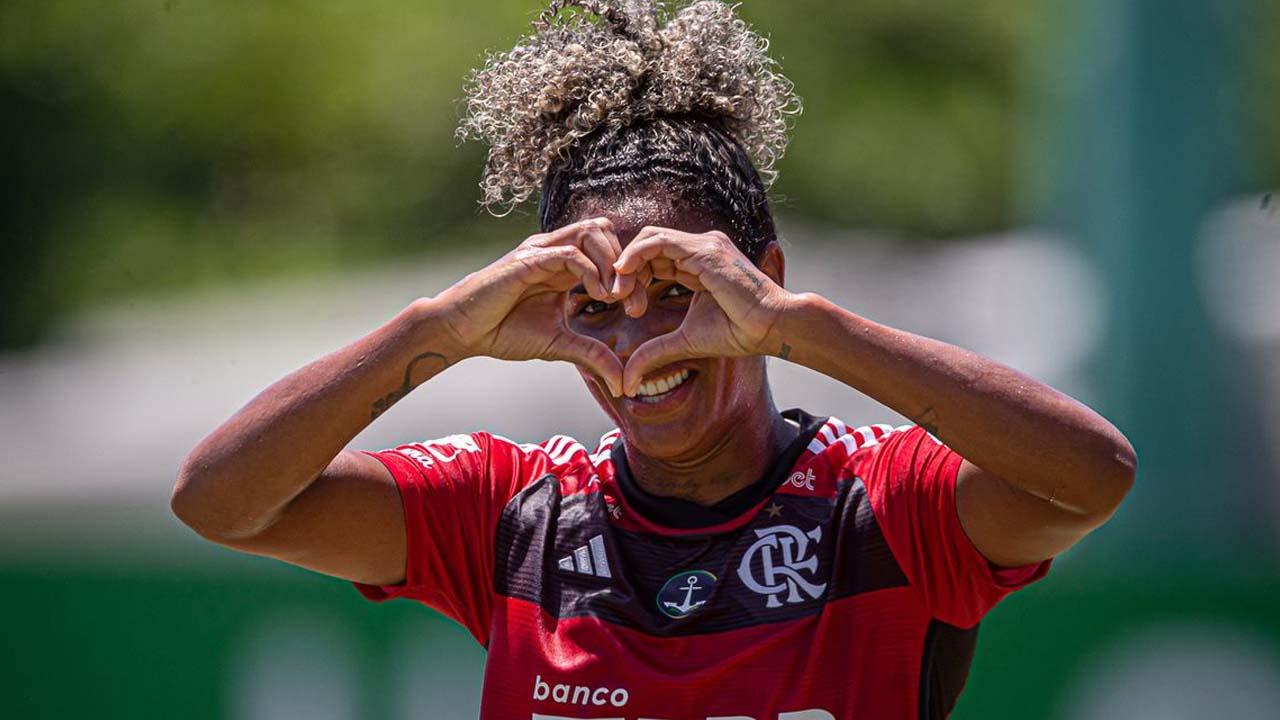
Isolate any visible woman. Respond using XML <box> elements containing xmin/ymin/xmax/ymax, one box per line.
<box><xmin>172</xmin><ymin>2</ymin><xmax>1136</xmax><ymax>718</ymax></box>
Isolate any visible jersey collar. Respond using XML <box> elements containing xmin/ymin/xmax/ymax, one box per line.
<box><xmin>609</xmin><ymin>408</ymin><xmax>827</xmax><ymax>530</ymax></box>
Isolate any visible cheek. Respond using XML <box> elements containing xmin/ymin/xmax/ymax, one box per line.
<box><xmin>713</xmin><ymin>357</ymin><xmax>766</xmax><ymax>403</ymax></box>
<box><xmin>577</xmin><ymin>366</ymin><xmax>623</xmax><ymax>417</ymax></box>
<box><xmin>567</xmin><ymin>315</ymin><xmax>608</xmax><ymax>343</ymax></box>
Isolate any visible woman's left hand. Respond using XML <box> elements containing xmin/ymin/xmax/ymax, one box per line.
<box><xmin>611</xmin><ymin>227</ymin><xmax>795</xmax><ymax>396</ymax></box>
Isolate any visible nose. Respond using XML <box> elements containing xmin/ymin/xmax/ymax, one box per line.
<box><xmin>601</xmin><ymin>308</ymin><xmax>678</xmax><ymax>365</ymax></box>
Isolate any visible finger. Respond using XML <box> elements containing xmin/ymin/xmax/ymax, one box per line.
<box><xmin>674</xmin><ymin>272</ymin><xmax>706</xmax><ymax>291</ymax></box>
<box><xmin>610</xmin><ymin>266</ymin><xmax>634</xmax><ymax>302</ymax></box>
<box><xmin>614</xmin><ymin>230</ymin><xmax>696</xmax><ymax>276</ymax></box>
<box><xmin>647</xmin><ymin>257</ymin><xmax>677</xmax><ymax>281</ymax></box>
<box><xmin>575</xmin><ymin>222</ymin><xmax>621</xmax><ymax>297</ymax></box>
<box><xmin>527</xmin><ymin>246</ymin><xmax>609</xmax><ymax>300</ymax></box>
<box><xmin>539</xmin><ymin>215</ymin><xmax>612</xmax><ymax>246</ymax></box>
<box><xmin>623</xmin><ymin>330</ymin><xmax>696</xmax><ymax>397</ymax></box>
<box><xmin>623</xmin><ymin>264</ymin><xmax>652</xmax><ymax>317</ymax></box>
<box><xmin>548</xmin><ymin>331</ymin><xmax>624</xmax><ymax>398</ymax></box>
<box><xmin>535</xmin><ymin>218</ymin><xmax>617</xmax><ymax>293</ymax></box>
<box><xmin>594</xmin><ymin>218</ymin><xmax>623</xmax><ymax>260</ymax></box>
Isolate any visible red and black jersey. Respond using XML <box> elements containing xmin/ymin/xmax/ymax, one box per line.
<box><xmin>355</xmin><ymin>409</ymin><xmax>1051</xmax><ymax>719</ymax></box>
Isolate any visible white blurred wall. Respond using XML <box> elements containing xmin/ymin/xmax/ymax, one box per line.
<box><xmin>0</xmin><ymin>221</ymin><xmax>1109</xmax><ymax>561</ymax></box>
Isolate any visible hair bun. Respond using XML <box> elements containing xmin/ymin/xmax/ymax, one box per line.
<box><xmin>456</xmin><ymin>0</ymin><xmax>801</xmax><ymax>213</ymax></box>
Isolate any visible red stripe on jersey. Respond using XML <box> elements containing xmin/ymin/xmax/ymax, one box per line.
<box><xmin>482</xmin><ymin>591</ymin><xmax>930</xmax><ymax>719</ymax></box>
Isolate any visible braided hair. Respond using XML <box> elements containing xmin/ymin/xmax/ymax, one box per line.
<box><xmin>457</xmin><ymin>0</ymin><xmax>801</xmax><ymax>260</ymax></box>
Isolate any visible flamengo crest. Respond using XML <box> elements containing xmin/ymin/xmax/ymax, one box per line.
<box><xmin>737</xmin><ymin>524</ymin><xmax>827</xmax><ymax>608</ymax></box>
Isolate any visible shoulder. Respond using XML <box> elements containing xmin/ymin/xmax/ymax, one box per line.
<box><xmin>802</xmin><ymin>417</ymin><xmax>915</xmax><ymax>466</ymax></box>
<box><xmin>485</xmin><ymin>428</ymin><xmax>620</xmax><ymax>496</ymax></box>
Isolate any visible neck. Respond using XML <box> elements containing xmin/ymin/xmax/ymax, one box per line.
<box><xmin>624</xmin><ymin>397</ymin><xmax>797</xmax><ymax>507</ymax></box>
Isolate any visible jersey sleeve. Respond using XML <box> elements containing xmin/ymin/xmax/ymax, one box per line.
<box><xmin>351</xmin><ymin>432</ymin><xmax>542</xmax><ymax>646</ymax></box>
<box><xmin>853</xmin><ymin>425</ymin><xmax>1051</xmax><ymax>629</ymax></box>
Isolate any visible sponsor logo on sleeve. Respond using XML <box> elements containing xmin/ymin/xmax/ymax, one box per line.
<box><xmin>399</xmin><ymin>434</ymin><xmax>481</xmax><ymax>468</ymax></box>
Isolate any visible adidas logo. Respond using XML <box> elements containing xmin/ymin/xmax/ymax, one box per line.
<box><xmin>557</xmin><ymin>534</ymin><xmax>612</xmax><ymax>578</ymax></box>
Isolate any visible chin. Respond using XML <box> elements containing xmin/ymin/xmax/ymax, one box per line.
<box><xmin>583</xmin><ymin>362</ymin><xmax>715</xmax><ymax>458</ymax></box>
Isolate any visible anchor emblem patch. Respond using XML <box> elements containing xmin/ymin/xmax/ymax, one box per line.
<box><xmin>657</xmin><ymin>570</ymin><xmax>718</xmax><ymax>619</ymax></box>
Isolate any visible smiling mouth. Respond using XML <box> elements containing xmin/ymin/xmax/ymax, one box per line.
<box><xmin>633</xmin><ymin>368</ymin><xmax>693</xmax><ymax>404</ymax></box>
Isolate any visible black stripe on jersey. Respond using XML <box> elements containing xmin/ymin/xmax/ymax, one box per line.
<box><xmin>493</xmin><ymin>471</ymin><xmax>909</xmax><ymax>637</ymax></box>
<box><xmin>918</xmin><ymin>620</ymin><xmax>980</xmax><ymax>720</ymax></box>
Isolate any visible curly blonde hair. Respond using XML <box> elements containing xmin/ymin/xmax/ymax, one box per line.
<box><xmin>457</xmin><ymin>0</ymin><xmax>802</xmax><ymax>217</ymax></box>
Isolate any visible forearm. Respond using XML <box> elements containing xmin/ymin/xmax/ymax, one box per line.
<box><xmin>172</xmin><ymin>297</ymin><xmax>465</xmax><ymax>538</ymax></box>
<box><xmin>777</xmin><ymin>293</ymin><xmax>1136</xmax><ymax>516</ymax></box>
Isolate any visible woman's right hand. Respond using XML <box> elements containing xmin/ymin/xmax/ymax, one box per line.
<box><xmin>436</xmin><ymin>217</ymin><xmax>627</xmax><ymax>397</ymax></box>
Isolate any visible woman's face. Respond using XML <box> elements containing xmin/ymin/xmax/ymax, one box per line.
<box><xmin>563</xmin><ymin>193</ymin><xmax>773</xmax><ymax>461</ymax></box>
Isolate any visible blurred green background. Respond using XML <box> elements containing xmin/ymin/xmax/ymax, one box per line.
<box><xmin>3</xmin><ymin>0</ymin><xmax>1278</xmax><ymax>718</ymax></box>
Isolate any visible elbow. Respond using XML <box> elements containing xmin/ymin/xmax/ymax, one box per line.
<box><xmin>170</xmin><ymin>457</ymin><xmax>244</xmax><ymax>543</ymax></box>
<box><xmin>170</xmin><ymin>461</ymin><xmax>218</xmax><ymax>539</ymax></box>
<box><xmin>171</xmin><ymin>454</ymin><xmax>284</xmax><ymax>544</ymax></box>
<box><xmin>1109</xmin><ymin>431</ymin><xmax>1138</xmax><ymax>499</ymax></box>
<box><xmin>1084</xmin><ymin>433</ymin><xmax>1138</xmax><ymax>523</ymax></box>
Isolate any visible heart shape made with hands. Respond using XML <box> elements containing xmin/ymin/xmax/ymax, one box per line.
<box><xmin>566</xmin><ymin>225</ymin><xmax>784</xmax><ymax>398</ymax></box>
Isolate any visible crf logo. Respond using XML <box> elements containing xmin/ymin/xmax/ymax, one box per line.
<box><xmin>737</xmin><ymin>524</ymin><xmax>827</xmax><ymax>608</ymax></box>
<box><xmin>786</xmin><ymin>468</ymin><xmax>816</xmax><ymax>491</ymax></box>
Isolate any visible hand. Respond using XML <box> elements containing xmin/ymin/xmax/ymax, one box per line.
<box><xmin>437</xmin><ymin>217</ymin><xmax>625</xmax><ymax>396</ymax></box>
<box><xmin>611</xmin><ymin>227</ymin><xmax>794</xmax><ymax>396</ymax></box>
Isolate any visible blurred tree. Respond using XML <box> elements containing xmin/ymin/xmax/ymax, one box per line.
<box><xmin>1</xmin><ymin>0</ymin><xmax>1274</xmax><ymax>348</ymax></box>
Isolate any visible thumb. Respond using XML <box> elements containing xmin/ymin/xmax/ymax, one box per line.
<box><xmin>623</xmin><ymin>330</ymin><xmax>696</xmax><ymax>397</ymax></box>
<box><xmin>546</xmin><ymin>331</ymin><xmax>624</xmax><ymax>398</ymax></box>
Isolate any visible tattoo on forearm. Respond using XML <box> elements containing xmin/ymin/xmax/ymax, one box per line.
<box><xmin>732</xmin><ymin>259</ymin><xmax>764</xmax><ymax>291</ymax></box>
<box><xmin>778</xmin><ymin>343</ymin><xmax>792</xmax><ymax>360</ymax></box>
<box><xmin>914</xmin><ymin>405</ymin><xmax>940</xmax><ymax>437</ymax></box>
<box><xmin>370</xmin><ymin>351</ymin><xmax>449</xmax><ymax>420</ymax></box>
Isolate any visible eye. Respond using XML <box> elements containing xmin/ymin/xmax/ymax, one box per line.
<box><xmin>579</xmin><ymin>300</ymin><xmax>614</xmax><ymax>315</ymax></box>
<box><xmin>661</xmin><ymin>283</ymin><xmax>693</xmax><ymax>299</ymax></box>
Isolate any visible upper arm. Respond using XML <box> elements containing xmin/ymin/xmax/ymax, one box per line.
<box><xmin>219</xmin><ymin>450</ymin><xmax>408</xmax><ymax>587</ymax></box>
<box><xmin>856</xmin><ymin>424</ymin><xmax>1052</xmax><ymax>627</ymax></box>
<box><xmin>955</xmin><ymin>459</ymin><xmax>1110</xmax><ymax>569</ymax></box>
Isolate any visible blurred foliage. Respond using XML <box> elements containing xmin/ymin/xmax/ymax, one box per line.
<box><xmin>1242</xmin><ymin>0</ymin><xmax>1280</xmax><ymax>189</ymax></box>
<box><xmin>1</xmin><ymin>0</ymin><xmax>1274</xmax><ymax>348</ymax></box>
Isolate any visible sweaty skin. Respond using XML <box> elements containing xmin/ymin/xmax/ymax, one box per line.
<box><xmin>564</xmin><ymin>194</ymin><xmax>797</xmax><ymax>506</ymax></box>
<box><xmin>171</xmin><ymin>190</ymin><xmax>1135</xmax><ymax>588</ymax></box>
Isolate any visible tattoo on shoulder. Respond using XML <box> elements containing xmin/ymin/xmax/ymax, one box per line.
<box><xmin>732</xmin><ymin>259</ymin><xmax>765</xmax><ymax>291</ymax></box>
<box><xmin>370</xmin><ymin>351</ymin><xmax>449</xmax><ymax>420</ymax></box>
<box><xmin>914</xmin><ymin>405</ymin><xmax>940</xmax><ymax>437</ymax></box>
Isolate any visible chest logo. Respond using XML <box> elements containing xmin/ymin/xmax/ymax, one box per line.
<box><xmin>657</xmin><ymin>570</ymin><xmax>718</xmax><ymax>619</ymax></box>
<box><xmin>738</xmin><ymin>524</ymin><xmax>827</xmax><ymax>608</ymax></box>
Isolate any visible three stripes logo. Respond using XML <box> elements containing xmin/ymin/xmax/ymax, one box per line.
<box><xmin>557</xmin><ymin>534</ymin><xmax>611</xmax><ymax>579</ymax></box>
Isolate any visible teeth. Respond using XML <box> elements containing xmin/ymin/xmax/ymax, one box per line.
<box><xmin>635</xmin><ymin>369</ymin><xmax>691</xmax><ymax>399</ymax></box>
